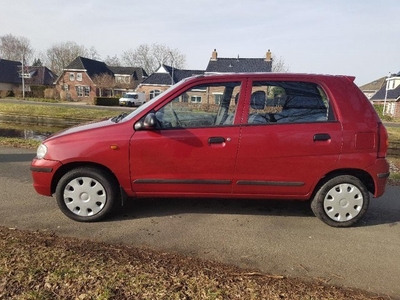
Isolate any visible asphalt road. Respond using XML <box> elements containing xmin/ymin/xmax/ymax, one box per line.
<box><xmin>1</xmin><ymin>146</ymin><xmax>399</xmax><ymax>298</ymax></box>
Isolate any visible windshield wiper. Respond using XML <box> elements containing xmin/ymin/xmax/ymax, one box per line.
<box><xmin>111</xmin><ymin>112</ymin><xmax>128</xmax><ymax>123</ymax></box>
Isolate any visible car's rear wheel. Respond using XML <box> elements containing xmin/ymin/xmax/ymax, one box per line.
<box><xmin>55</xmin><ymin>167</ymin><xmax>119</xmax><ymax>222</ymax></box>
<box><xmin>311</xmin><ymin>175</ymin><xmax>369</xmax><ymax>227</ymax></box>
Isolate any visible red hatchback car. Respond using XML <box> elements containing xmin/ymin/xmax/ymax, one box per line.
<box><xmin>31</xmin><ymin>73</ymin><xmax>390</xmax><ymax>227</ymax></box>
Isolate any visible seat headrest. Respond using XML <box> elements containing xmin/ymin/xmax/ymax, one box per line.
<box><xmin>250</xmin><ymin>91</ymin><xmax>266</xmax><ymax>110</ymax></box>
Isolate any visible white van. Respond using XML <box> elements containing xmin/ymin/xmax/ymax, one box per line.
<box><xmin>119</xmin><ymin>92</ymin><xmax>146</xmax><ymax>107</ymax></box>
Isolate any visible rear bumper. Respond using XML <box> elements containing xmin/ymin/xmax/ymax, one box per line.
<box><xmin>30</xmin><ymin>158</ymin><xmax>62</xmax><ymax>196</ymax></box>
<box><xmin>366</xmin><ymin>158</ymin><xmax>390</xmax><ymax>198</ymax></box>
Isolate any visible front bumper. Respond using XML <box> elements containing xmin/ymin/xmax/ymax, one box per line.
<box><xmin>30</xmin><ymin>158</ymin><xmax>62</xmax><ymax>196</ymax></box>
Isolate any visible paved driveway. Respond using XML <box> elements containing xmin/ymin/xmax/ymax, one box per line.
<box><xmin>0</xmin><ymin>147</ymin><xmax>399</xmax><ymax>298</ymax></box>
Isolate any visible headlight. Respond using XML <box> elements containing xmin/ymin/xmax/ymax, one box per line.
<box><xmin>36</xmin><ymin>144</ymin><xmax>48</xmax><ymax>159</ymax></box>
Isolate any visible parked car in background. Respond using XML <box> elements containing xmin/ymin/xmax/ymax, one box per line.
<box><xmin>119</xmin><ymin>92</ymin><xmax>146</xmax><ymax>107</ymax></box>
<box><xmin>31</xmin><ymin>73</ymin><xmax>390</xmax><ymax>227</ymax></box>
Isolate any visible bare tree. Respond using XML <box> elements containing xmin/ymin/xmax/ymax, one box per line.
<box><xmin>104</xmin><ymin>55</ymin><xmax>121</xmax><ymax>67</ymax></box>
<box><xmin>45</xmin><ymin>41</ymin><xmax>99</xmax><ymax>75</ymax></box>
<box><xmin>121</xmin><ymin>43</ymin><xmax>186</xmax><ymax>75</ymax></box>
<box><xmin>271</xmin><ymin>54</ymin><xmax>290</xmax><ymax>73</ymax></box>
<box><xmin>0</xmin><ymin>34</ymin><xmax>34</xmax><ymax>63</ymax></box>
<box><xmin>88</xmin><ymin>46</ymin><xmax>100</xmax><ymax>60</ymax></box>
<box><xmin>92</xmin><ymin>73</ymin><xmax>115</xmax><ymax>97</ymax></box>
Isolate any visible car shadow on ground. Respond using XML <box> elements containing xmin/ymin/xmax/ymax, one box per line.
<box><xmin>112</xmin><ymin>197</ymin><xmax>315</xmax><ymax>222</ymax></box>
<box><xmin>109</xmin><ymin>194</ymin><xmax>400</xmax><ymax>227</ymax></box>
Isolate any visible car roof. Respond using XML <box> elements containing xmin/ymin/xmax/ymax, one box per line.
<box><xmin>186</xmin><ymin>72</ymin><xmax>355</xmax><ymax>82</ymax></box>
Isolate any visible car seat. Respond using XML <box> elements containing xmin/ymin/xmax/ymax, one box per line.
<box><xmin>248</xmin><ymin>91</ymin><xmax>268</xmax><ymax>124</ymax></box>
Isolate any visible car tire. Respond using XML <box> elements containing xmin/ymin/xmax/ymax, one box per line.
<box><xmin>55</xmin><ymin>167</ymin><xmax>119</xmax><ymax>222</ymax></box>
<box><xmin>311</xmin><ymin>175</ymin><xmax>370</xmax><ymax>227</ymax></box>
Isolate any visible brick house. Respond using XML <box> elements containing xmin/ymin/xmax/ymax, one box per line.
<box><xmin>137</xmin><ymin>65</ymin><xmax>204</xmax><ymax>101</ymax></box>
<box><xmin>359</xmin><ymin>77</ymin><xmax>386</xmax><ymax>100</ymax></box>
<box><xmin>136</xmin><ymin>49</ymin><xmax>273</xmax><ymax>102</ymax></box>
<box><xmin>0</xmin><ymin>59</ymin><xmax>21</xmax><ymax>96</ymax></box>
<box><xmin>370</xmin><ymin>71</ymin><xmax>400</xmax><ymax>118</ymax></box>
<box><xmin>55</xmin><ymin>56</ymin><xmax>147</xmax><ymax>102</ymax></box>
<box><xmin>0</xmin><ymin>59</ymin><xmax>56</xmax><ymax>97</ymax></box>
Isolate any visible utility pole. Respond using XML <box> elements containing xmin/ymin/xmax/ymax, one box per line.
<box><xmin>169</xmin><ymin>51</ymin><xmax>174</xmax><ymax>86</ymax></box>
<box><xmin>21</xmin><ymin>53</ymin><xmax>25</xmax><ymax>99</ymax></box>
<box><xmin>383</xmin><ymin>72</ymin><xmax>391</xmax><ymax>116</ymax></box>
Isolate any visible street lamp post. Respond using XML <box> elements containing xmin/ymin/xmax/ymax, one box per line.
<box><xmin>383</xmin><ymin>72</ymin><xmax>391</xmax><ymax>116</ymax></box>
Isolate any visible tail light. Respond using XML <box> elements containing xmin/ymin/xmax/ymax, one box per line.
<box><xmin>377</xmin><ymin>122</ymin><xmax>389</xmax><ymax>158</ymax></box>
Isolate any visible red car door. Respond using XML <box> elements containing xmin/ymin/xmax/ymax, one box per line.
<box><xmin>130</xmin><ymin>126</ymin><xmax>240</xmax><ymax>196</ymax></box>
<box><xmin>129</xmin><ymin>81</ymin><xmax>243</xmax><ymax>197</ymax></box>
<box><xmin>232</xmin><ymin>79</ymin><xmax>342</xmax><ymax>199</ymax></box>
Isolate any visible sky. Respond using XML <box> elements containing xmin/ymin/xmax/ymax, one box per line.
<box><xmin>1</xmin><ymin>0</ymin><xmax>399</xmax><ymax>85</ymax></box>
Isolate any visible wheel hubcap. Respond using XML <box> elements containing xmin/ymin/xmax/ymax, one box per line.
<box><xmin>323</xmin><ymin>183</ymin><xmax>363</xmax><ymax>222</ymax></box>
<box><xmin>63</xmin><ymin>177</ymin><xmax>106</xmax><ymax>217</ymax></box>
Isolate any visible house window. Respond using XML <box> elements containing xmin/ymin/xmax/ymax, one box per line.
<box><xmin>150</xmin><ymin>90</ymin><xmax>161</xmax><ymax>99</ymax></box>
<box><xmin>69</xmin><ymin>73</ymin><xmax>75</xmax><ymax>81</ymax></box>
<box><xmin>191</xmin><ymin>95</ymin><xmax>202</xmax><ymax>103</ymax></box>
<box><xmin>388</xmin><ymin>79</ymin><xmax>396</xmax><ymax>90</ymax></box>
<box><xmin>63</xmin><ymin>84</ymin><xmax>69</xmax><ymax>91</ymax></box>
<box><xmin>214</xmin><ymin>93</ymin><xmax>223</xmax><ymax>104</ymax></box>
<box><xmin>76</xmin><ymin>73</ymin><xmax>82</xmax><ymax>81</ymax></box>
<box><xmin>76</xmin><ymin>86</ymin><xmax>90</xmax><ymax>97</ymax></box>
<box><xmin>76</xmin><ymin>86</ymin><xmax>83</xmax><ymax>97</ymax></box>
<box><xmin>116</xmin><ymin>75</ymin><xmax>130</xmax><ymax>84</ymax></box>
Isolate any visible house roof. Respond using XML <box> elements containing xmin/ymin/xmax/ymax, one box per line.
<box><xmin>359</xmin><ymin>76</ymin><xmax>386</xmax><ymax>92</ymax></box>
<box><xmin>141</xmin><ymin>65</ymin><xmax>204</xmax><ymax>85</ymax></box>
<box><xmin>62</xmin><ymin>57</ymin><xmax>148</xmax><ymax>87</ymax></box>
<box><xmin>65</xmin><ymin>56</ymin><xmax>113</xmax><ymax>77</ymax></box>
<box><xmin>0</xmin><ymin>59</ymin><xmax>21</xmax><ymax>84</ymax></box>
<box><xmin>206</xmin><ymin>57</ymin><xmax>272</xmax><ymax>73</ymax></box>
<box><xmin>108</xmin><ymin>66</ymin><xmax>148</xmax><ymax>80</ymax></box>
<box><xmin>371</xmin><ymin>83</ymin><xmax>400</xmax><ymax>101</ymax></box>
<box><xmin>25</xmin><ymin>66</ymin><xmax>57</xmax><ymax>86</ymax></box>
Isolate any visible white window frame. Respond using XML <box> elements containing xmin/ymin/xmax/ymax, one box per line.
<box><xmin>213</xmin><ymin>93</ymin><xmax>223</xmax><ymax>104</ymax></box>
<box><xmin>76</xmin><ymin>73</ymin><xmax>82</xmax><ymax>81</ymax></box>
<box><xmin>76</xmin><ymin>86</ymin><xmax>83</xmax><ymax>97</ymax></box>
<box><xmin>69</xmin><ymin>73</ymin><xmax>75</xmax><ymax>81</ymax></box>
<box><xmin>190</xmin><ymin>95</ymin><xmax>202</xmax><ymax>103</ymax></box>
<box><xmin>150</xmin><ymin>89</ymin><xmax>161</xmax><ymax>99</ymax></box>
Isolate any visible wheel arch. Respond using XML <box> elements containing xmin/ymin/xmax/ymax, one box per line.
<box><xmin>51</xmin><ymin>161</ymin><xmax>120</xmax><ymax>196</ymax></box>
<box><xmin>312</xmin><ymin>168</ymin><xmax>375</xmax><ymax>199</ymax></box>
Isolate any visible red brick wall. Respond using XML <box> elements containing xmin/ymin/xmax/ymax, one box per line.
<box><xmin>56</xmin><ymin>71</ymin><xmax>97</xmax><ymax>102</ymax></box>
<box><xmin>136</xmin><ymin>85</ymin><xmax>170</xmax><ymax>101</ymax></box>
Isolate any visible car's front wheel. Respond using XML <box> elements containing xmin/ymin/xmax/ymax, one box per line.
<box><xmin>55</xmin><ymin>167</ymin><xmax>119</xmax><ymax>222</ymax></box>
<box><xmin>311</xmin><ymin>175</ymin><xmax>370</xmax><ymax>227</ymax></box>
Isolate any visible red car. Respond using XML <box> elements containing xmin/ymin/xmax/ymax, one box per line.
<box><xmin>31</xmin><ymin>73</ymin><xmax>390</xmax><ymax>227</ymax></box>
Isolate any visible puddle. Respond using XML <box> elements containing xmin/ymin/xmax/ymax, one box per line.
<box><xmin>0</xmin><ymin>124</ymin><xmax>66</xmax><ymax>141</ymax></box>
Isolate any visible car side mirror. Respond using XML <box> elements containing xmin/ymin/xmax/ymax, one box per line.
<box><xmin>134</xmin><ymin>113</ymin><xmax>158</xmax><ymax>131</ymax></box>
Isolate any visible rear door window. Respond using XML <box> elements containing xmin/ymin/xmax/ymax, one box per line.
<box><xmin>246</xmin><ymin>81</ymin><xmax>332</xmax><ymax>124</ymax></box>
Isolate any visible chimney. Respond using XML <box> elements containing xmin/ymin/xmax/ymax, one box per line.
<box><xmin>265</xmin><ymin>49</ymin><xmax>272</xmax><ymax>62</ymax></box>
<box><xmin>211</xmin><ymin>49</ymin><xmax>218</xmax><ymax>61</ymax></box>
